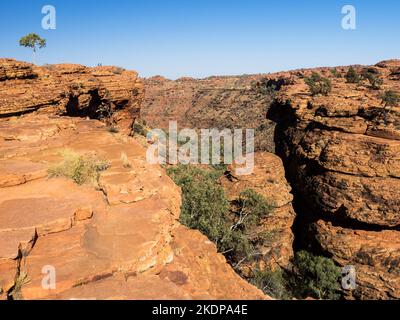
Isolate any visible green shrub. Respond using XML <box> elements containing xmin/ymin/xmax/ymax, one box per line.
<box><xmin>291</xmin><ymin>251</ymin><xmax>342</xmax><ymax>300</ymax></box>
<box><xmin>132</xmin><ymin>121</ymin><xmax>148</xmax><ymax>137</ymax></box>
<box><xmin>233</xmin><ymin>189</ymin><xmax>273</xmax><ymax>231</ymax></box>
<box><xmin>362</xmin><ymin>68</ymin><xmax>383</xmax><ymax>89</ymax></box>
<box><xmin>330</xmin><ymin>68</ymin><xmax>341</xmax><ymax>78</ymax></box>
<box><xmin>107</xmin><ymin>126</ymin><xmax>119</xmax><ymax>133</ymax></box>
<box><xmin>167</xmin><ymin>165</ymin><xmax>231</xmax><ymax>249</ymax></box>
<box><xmin>167</xmin><ymin>165</ymin><xmax>272</xmax><ymax>263</ymax></box>
<box><xmin>381</xmin><ymin>90</ymin><xmax>400</xmax><ymax>125</ymax></box>
<box><xmin>345</xmin><ymin>67</ymin><xmax>361</xmax><ymax>83</ymax></box>
<box><xmin>382</xmin><ymin>89</ymin><xmax>400</xmax><ymax>107</ymax></box>
<box><xmin>304</xmin><ymin>72</ymin><xmax>332</xmax><ymax>96</ymax></box>
<box><xmin>48</xmin><ymin>149</ymin><xmax>110</xmax><ymax>186</ymax></box>
<box><xmin>252</xmin><ymin>268</ymin><xmax>292</xmax><ymax>300</ymax></box>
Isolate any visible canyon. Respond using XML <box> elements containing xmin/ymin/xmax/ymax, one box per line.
<box><xmin>1</xmin><ymin>57</ymin><xmax>399</xmax><ymax>300</ymax></box>
<box><xmin>0</xmin><ymin>59</ymin><xmax>266</xmax><ymax>300</ymax></box>
<box><xmin>141</xmin><ymin>61</ymin><xmax>400</xmax><ymax>300</ymax></box>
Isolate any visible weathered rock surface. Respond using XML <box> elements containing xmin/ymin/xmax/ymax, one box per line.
<box><xmin>311</xmin><ymin>220</ymin><xmax>400</xmax><ymax>300</ymax></box>
<box><xmin>142</xmin><ymin>75</ymin><xmax>277</xmax><ymax>152</ymax></box>
<box><xmin>269</xmin><ymin>60</ymin><xmax>400</xmax><ymax>299</ymax></box>
<box><xmin>0</xmin><ymin>113</ymin><xmax>266</xmax><ymax>300</ymax></box>
<box><xmin>0</xmin><ymin>59</ymin><xmax>144</xmax><ymax>133</ymax></box>
<box><xmin>220</xmin><ymin>152</ymin><xmax>295</xmax><ymax>271</ymax></box>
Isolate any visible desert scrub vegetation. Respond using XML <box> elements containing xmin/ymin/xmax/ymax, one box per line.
<box><xmin>362</xmin><ymin>68</ymin><xmax>383</xmax><ymax>90</ymax></box>
<box><xmin>112</xmin><ymin>66</ymin><xmax>125</xmax><ymax>74</ymax></box>
<box><xmin>107</xmin><ymin>126</ymin><xmax>119</xmax><ymax>134</ymax></box>
<box><xmin>166</xmin><ymin>165</ymin><xmax>230</xmax><ymax>249</ymax></box>
<box><xmin>132</xmin><ymin>120</ymin><xmax>149</xmax><ymax>137</ymax></box>
<box><xmin>304</xmin><ymin>72</ymin><xmax>332</xmax><ymax>96</ymax></box>
<box><xmin>345</xmin><ymin>66</ymin><xmax>362</xmax><ymax>83</ymax></box>
<box><xmin>330</xmin><ymin>68</ymin><xmax>342</xmax><ymax>78</ymax></box>
<box><xmin>381</xmin><ymin>89</ymin><xmax>400</xmax><ymax>125</ymax></box>
<box><xmin>120</xmin><ymin>152</ymin><xmax>132</xmax><ymax>168</ymax></box>
<box><xmin>167</xmin><ymin>165</ymin><xmax>273</xmax><ymax>259</ymax></box>
<box><xmin>251</xmin><ymin>251</ymin><xmax>342</xmax><ymax>300</ymax></box>
<box><xmin>167</xmin><ymin>164</ymin><xmax>343</xmax><ymax>300</ymax></box>
<box><xmin>290</xmin><ymin>251</ymin><xmax>342</xmax><ymax>300</ymax></box>
<box><xmin>9</xmin><ymin>271</ymin><xmax>30</xmax><ymax>300</ymax></box>
<box><xmin>251</xmin><ymin>267</ymin><xmax>292</xmax><ymax>300</ymax></box>
<box><xmin>48</xmin><ymin>149</ymin><xmax>110</xmax><ymax>186</ymax></box>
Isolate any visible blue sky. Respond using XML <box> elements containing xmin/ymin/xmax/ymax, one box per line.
<box><xmin>0</xmin><ymin>0</ymin><xmax>399</xmax><ymax>79</ymax></box>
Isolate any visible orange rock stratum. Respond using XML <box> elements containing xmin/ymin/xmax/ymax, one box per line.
<box><xmin>0</xmin><ymin>59</ymin><xmax>267</xmax><ymax>300</ymax></box>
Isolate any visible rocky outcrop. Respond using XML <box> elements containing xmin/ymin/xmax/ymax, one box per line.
<box><xmin>220</xmin><ymin>152</ymin><xmax>295</xmax><ymax>271</ymax></box>
<box><xmin>142</xmin><ymin>75</ymin><xmax>276</xmax><ymax>152</ymax></box>
<box><xmin>0</xmin><ymin>59</ymin><xmax>144</xmax><ymax>133</ymax></box>
<box><xmin>269</xmin><ymin>60</ymin><xmax>400</xmax><ymax>299</ymax></box>
<box><xmin>0</xmin><ymin>113</ymin><xmax>266</xmax><ymax>300</ymax></box>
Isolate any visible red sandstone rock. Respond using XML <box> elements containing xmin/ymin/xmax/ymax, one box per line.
<box><xmin>220</xmin><ymin>152</ymin><xmax>295</xmax><ymax>271</ymax></box>
<box><xmin>272</xmin><ymin>60</ymin><xmax>400</xmax><ymax>299</ymax></box>
<box><xmin>0</xmin><ymin>113</ymin><xmax>267</xmax><ymax>300</ymax></box>
<box><xmin>0</xmin><ymin>59</ymin><xmax>144</xmax><ymax>133</ymax></box>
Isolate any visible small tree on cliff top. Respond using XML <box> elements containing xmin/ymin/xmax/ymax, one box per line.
<box><xmin>19</xmin><ymin>33</ymin><xmax>46</xmax><ymax>64</ymax></box>
<box><xmin>381</xmin><ymin>90</ymin><xmax>400</xmax><ymax>125</ymax></box>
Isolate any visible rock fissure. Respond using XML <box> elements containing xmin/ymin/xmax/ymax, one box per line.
<box><xmin>0</xmin><ymin>59</ymin><xmax>267</xmax><ymax>300</ymax></box>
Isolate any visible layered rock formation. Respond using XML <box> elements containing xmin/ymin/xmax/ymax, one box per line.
<box><xmin>220</xmin><ymin>152</ymin><xmax>295</xmax><ymax>272</ymax></box>
<box><xmin>0</xmin><ymin>59</ymin><xmax>266</xmax><ymax>300</ymax></box>
<box><xmin>142</xmin><ymin>75</ymin><xmax>276</xmax><ymax>152</ymax></box>
<box><xmin>0</xmin><ymin>58</ymin><xmax>144</xmax><ymax>133</ymax></box>
<box><xmin>143</xmin><ymin>76</ymin><xmax>297</xmax><ymax>274</ymax></box>
<box><xmin>269</xmin><ymin>60</ymin><xmax>400</xmax><ymax>299</ymax></box>
<box><xmin>0</xmin><ymin>114</ymin><xmax>266</xmax><ymax>300</ymax></box>
<box><xmin>143</xmin><ymin>60</ymin><xmax>400</xmax><ymax>300</ymax></box>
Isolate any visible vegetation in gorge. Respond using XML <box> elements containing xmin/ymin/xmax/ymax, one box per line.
<box><xmin>167</xmin><ymin>164</ymin><xmax>343</xmax><ymax>300</ymax></box>
<box><xmin>167</xmin><ymin>165</ymin><xmax>273</xmax><ymax>263</ymax></box>
<box><xmin>290</xmin><ymin>251</ymin><xmax>342</xmax><ymax>300</ymax></box>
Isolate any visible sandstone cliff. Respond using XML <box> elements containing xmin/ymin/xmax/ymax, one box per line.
<box><xmin>142</xmin><ymin>60</ymin><xmax>400</xmax><ymax>300</ymax></box>
<box><xmin>142</xmin><ymin>75</ymin><xmax>276</xmax><ymax>152</ymax></box>
<box><xmin>220</xmin><ymin>152</ymin><xmax>295</xmax><ymax>272</ymax></box>
<box><xmin>0</xmin><ymin>58</ymin><xmax>144</xmax><ymax>133</ymax></box>
<box><xmin>269</xmin><ymin>60</ymin><xmax>400</xmax><ymax>299</ymax></box>
<box><xmin>0</xmin><ymin>59</ymin><xmax>267</xmax><ymax>300</ymax></box>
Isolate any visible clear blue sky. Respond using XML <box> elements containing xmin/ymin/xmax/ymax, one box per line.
<box><xmin>1</xmin><ymin>0</ymin><xmax>399</xmax><ymax>79</ymax></box>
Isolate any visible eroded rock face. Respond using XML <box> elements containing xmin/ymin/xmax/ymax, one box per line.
<box><xmin>220</xmin><ymin>152</ymin><xmax>295</xmax><ymax>271</ymax></box>
<box><xmin>270</xmin><ymin>60</ymin><xmax>400</xmax><ymax>299</ymax></box>
<box><xmin>0</xmin><ymin>113</ymin><xmax>266</xmax><ymax>300</ymax></box>
<box><xmin>141</xmin><ymin>75</ymin><xmax>276</xmax><ymax>152</ymax></box>
<box><xmin>0</xmin><ymin>59</ymin><xmax>144</xmax><ymax>133</ymax></box>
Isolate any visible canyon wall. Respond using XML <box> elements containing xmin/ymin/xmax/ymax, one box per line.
<box><xmin>142</xmin><ymin>75</ymin><xmax>276</xmax><ymax>152</ymax></box>
<box><xmin>269</xmin><ymin>60</ymin><xmax>400</xmax><ymax>299</ymax></box>
<box><xmin>0</xmin><ymin>59</ymin><xmax>267</xmax><ymax>300</ymax></box>
<box><xmin>142</xmin><ymin>60</ymin><xmax>400</xmax><ymax>299</ymax></box>
<box><xmin>0</xmin><ymin>58</ymin><xmax>144</xmax><ymax>133</ymax></box>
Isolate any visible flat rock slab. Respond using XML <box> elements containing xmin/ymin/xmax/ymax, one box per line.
<box><xmin>0</xmin><ymin>159</ymin><xmax>47</xmax><ymax>187</ymax></box>
<box><xmin>0</xmin><ymin>114</ymin><xmax>266</xmax><ymax>300</ymax></box>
